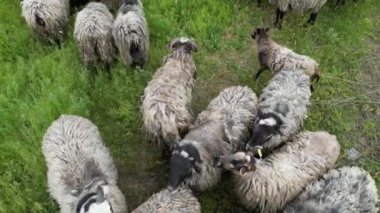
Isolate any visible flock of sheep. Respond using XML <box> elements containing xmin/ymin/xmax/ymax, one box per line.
<box><xmin>19</xmin><ymin>0</ymin><xmax>377</xmax><ymax>212</ymax></box>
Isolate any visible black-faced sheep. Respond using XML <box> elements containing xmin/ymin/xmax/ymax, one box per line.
<box><xmin>251</xmin><ymin>27</ymin><xmax>321</xmax><ymax>82</ymax></box>
<box><xmin>215</xmin><ymin>131</ymin><xmax>341</xmax><ymax>213</ymax></box>
<box><xmin>245</xmin><ymin>69</ymin><xmax>311</xmax><ymax>153</ymax></box>
<box><xmin>141</xmin><ymin>37</ymin><xmax>198</xmax><ymax>156</ymax></box>
<box><xmin>21</xmin><ymin>0</ymin><xmax>69</xmax><ymax>47</ymax></box>
<box><xmin>169</xmin><ymin>86</ymin><xmax>258</xmax><ymax>191</ymax></box>
<box><xmin>268</xmin><ymin>0</ymin><xmax>327</xmax><ymax>28</ymax></box>
<box><xmin>284</xmin><ymin>166</ymin><xmax>379</xmax><ymax>213</ymax></box>
<box><xmin>112</xmin><ymin>0</ymin><xmax>149</xmax><ymax>67</ymax></box>
<box><xmin>131</xmin><ymin>186</ymin><xmax>201</xmax><ymax>213</ymax></box>
<box><xmin>74</xmin><ymin>2</ymin><xmax>116</xmax><ymax>69</ymax></box>
<box><xmin>42</xmin><ymin>115</ymin><xmax>127</xmax><ymax>213</ymax></box>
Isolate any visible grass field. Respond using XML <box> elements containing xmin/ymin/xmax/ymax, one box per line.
<box><xmin>0</xmin><ymin>0</ymin><xmax>379</xmax><ymax>212</ymax></box>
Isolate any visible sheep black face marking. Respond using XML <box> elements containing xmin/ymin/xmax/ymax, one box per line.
<box><xmin>247</xmin><ymin>113</ymin><xmax>282</xmax><ymax>150</ymax></box>
<box><xmin>169</xmin><ymin>38</ymin><xmax>198</xmax><ymax>53</ymax></box>
<box><xmin>76</xmin><ymin>186</ymin><xmax>113</xmax><ymax>213</ymax></box>
<box><xmin>169</xmin><ymin>144</ymin><xmax>201</xmax><ymax>189</ymax></box>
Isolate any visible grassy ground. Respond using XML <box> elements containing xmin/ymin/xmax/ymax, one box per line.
<box><xmin>0</xmin><ymin>0</ymin><xmax>379</xmax><ymax>212</ymax></box>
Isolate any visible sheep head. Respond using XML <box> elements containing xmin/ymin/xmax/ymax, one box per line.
<box><xmin>169</xmin><ymin>143</ymin><xmax>202</xmax><ymax>189</ymax></box>
<box><xmin>251</xmin><ymin>27</ymin><xmax>270</xmax><ymax>40</ymax></box>
<box><xmin>214</xmin><ymin>152</ymin><xmax>256</xmax><ymax>174</ymax></box>
<box><xmin>169</xmin><ymin>37</ymin><xmax>198</xmax><ymax>53</ymax></box>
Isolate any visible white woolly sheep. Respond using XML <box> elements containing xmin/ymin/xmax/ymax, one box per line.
<box><xmin>215</xmin><ymin>131</ymin><xmax>341</xmax><ymax>212</ymax></box>
<box><xmin>21</xmin><ymin>0</ymin><xmax>69</xmax><ymax>47</ymax></box>
<box><xmin>268</xmin><ymin>0</ymin><xmax>327</xmax><ymax>28</ymax></box>
<box><xmin>74</xmin><ymin>2</ymin><xmax>116</xmax><ymax>69</ymax></box>
<box><xmin>141</xmin><ymin>37</ymin><xmax>198</xmax><ymax>156</ymax></box>
<box><xmin>246</xmin><ymin>69</ymin><xmax>311</xmax><ymax>153</ymax></box>
<box><xmin>169</xmin><ymin>86</ymin><xmax>258</xmax><ymax>191</ymax></box>
<box><xmin>284</xmin><ymin>166</ymin><xmax>379</xmax><ymax>213</ymax></box>
<box><xmin>131</xmin><ymin>185</ymin><xmax>201</xmax><ymax>213</ymax></box>
<box><xmin>112</xmin><ymin>0</ymin><xmax>149</xmax><ymax>67</ymax></box>
<box><xmin>251</xmin><ymin>27</ymin><xmax>321</xmax><ymax>83</ymax></box>
<box><xmin>42</xmin><ymin>115</ymin><xmax>127</xmax><ymax>213</ymax></box>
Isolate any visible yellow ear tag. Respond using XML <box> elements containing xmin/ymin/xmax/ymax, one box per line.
<box><xmin>257</xmin><ymin>148</ymin><xmax>263</xmax><ymax>159</ymax></box>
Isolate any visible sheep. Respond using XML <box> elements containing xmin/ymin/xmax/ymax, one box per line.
<box><xmin>21</xmin><ymin>0</ymin><xmax>69</xmax><ymax>47</ymax></box>
<box><xmin>215</xmin><ymin>131</ymin><xmax>341</xmax><ymax>213</ymax></box>
<box><xmin>131</xmin><ymin>185</ymin><xmax>201</xmax><ymax>213</ymax></box>
<box><xmin>268</xmin><ymin>0</ymin><xmax>327</xmax><ymax>28</ymax></box>
<box><xmin>74</xmin><ymin>2</ymin><xmax>116</xmax><ymax>70</ymax></box>
<box><xmin>42</xmin><ymin>115</ymin><xmax>127</xmax><ymax>213</ymax></box>
<box><xmin>245</xmin><ymin>69</ymin><xmax>311</xmax><ymax>153</ymax></box>
<box><xmin>251</xmin><ymin>27</ymin><xmax>321</xmax><ymax>83</ymax></box>
<box><xmin>169</xmin><ymin>86</ymin><xmax>258</xmax><ymax>191</ymax></box>
<box><xmin>112</xmin><ymin>0</ymin><xmax>149</xmax><ymax>67</ymax></box>
<box><xmin>141</xmin><ymin>37</ymin><xmax>198</xmax><ymax>156</ymax></box>
<box><xmin>283</xmin><ymin>166</ymin><xmax>379</xmax><ymax>213</ymax></box>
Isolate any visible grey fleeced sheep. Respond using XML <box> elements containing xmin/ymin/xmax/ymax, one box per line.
<box><xmin>74</xmin><ymin>2</ymin><xmax>116</xmax><ymax>69</ymax></box>
<box><xmin>112</xmin><ymin>0</ymin><xmax>149</xmax><ymax>67</ymax></box>
<box><xmin>246</xmin><ymin>69</ymin><xmax>311</xmax><ymax>152</ymax></box>
<box><xmin>268</xmin><ymin>0</ymin><xmax>327</xmax><ymax>28</ymax></box>
<box><xmin>21</xmin><ymin>0</ymin><xmax>69</xmax><ymax>47</ymax></box>
<box><xmin>131</xmin><ymin>186</ymin><xmax>201</xmax><ymax>213</ymax></box>
<box><xmin>251</xmin><ymin>27</ymin><xmax>320</xmax><ymax>83</ymax></box>
<box><xmin>284</xmin><ymin>166</ymin><xmax>379</xmax><ymax>213</ymax></box>
<box><xmin>216</xmin><ymin>131</ymin><xmax>341</xmax><ymax>213</ymax></box>
<box><xmin>169</xmin><ymin>86</ymin><xmax>258</xmax><ymax>191</ymax></box>
<box><xmin>42</xmin><ymin>115</ymin><xmax>127</xmax><ymax>213</ymax></box>
<box><xmin>142</xmin><ymin>37</ymin><xmax>198</xmax><ymax>156</ymax></box>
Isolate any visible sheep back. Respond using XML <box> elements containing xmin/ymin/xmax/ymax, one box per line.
<box><xmin>131</xmin><ymin>186</ymin><xmax>201</xmax><ymax>213</ymax></box>
<box><xmin>283</xmin><ymin>166</ymin><xmax>379</xmax><ymax>213</ymax></box>
<box><xmin>235</xmin><ymin>131</ymin><xmax>340</xmax><ymax>212</ymax></box>
<box><xmin>74</xmin><ymin>2</ymin><xmax>116</xmax><ymax>67</ymax></box>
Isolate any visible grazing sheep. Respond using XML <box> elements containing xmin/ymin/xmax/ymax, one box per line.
<box><xmin>251</xmin><ymin>27</ymin><xmax>321</xmax><ymax>82</ymax></box>
<box><xmin>284</xmin><ymin>166</ymin><xmax>379</xmax><ymax>213</ymax></box>
<box><xmin>74</xmin><ymin>2</ymin><xmax>116</xmax><ymax>69</ymax></box>
<box><xmin>245</xmin><ymin>69</ymin><xmax>311</xmax><ymax>153</ymax></box>
<box><xmin>169</xmin><ymin>86</ymin><xmax>258</xmax><ymax>191</ymax></box>
<box><xmin>141</xmin><ymin>37</ymin><xmax>198</xmax><ymax>156</ymax></box>
<box><xmin>132</xmin><ymin>186</ymin><xmax>201</xmax><ymax>213</ymax></box>
<box><xmin>21</xmin><ymin>0</ymin><xmax>69</xmax><ymax>47</ymax></box>
<box><xmin>215</xmin><ymin>131</ymin><xmax>341</xmax><ymax>212</ymax></box>
<box><xmin>268</xmin><ymin>0</ymin><xmax>327</xmax><ymax>28</ymax></box>
<box><xmin>112</xmin><ymin>0</ymin><xmax>149</xmax><ymax>67</ymax></box>
<box><xmin>42</xmin><ymin>115</ymin><xmax>127</xmax><ymax>213</ymax></box>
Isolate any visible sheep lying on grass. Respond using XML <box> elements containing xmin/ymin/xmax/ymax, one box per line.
<box><xmin>112</xmin><ymin>0</ymin><xmax>149</xmax><ymax>67</ymax></box>
<box><xmin>21</xmin><ymin>0</ymin><xmax>69</xmax><ymax>47</ymax></box>
<box><xmin>246</xmin><ymin>69</ymin><xmax>311</xmax><ymax>153</ymax></box>
<box><xmin>132</xmin><ymin>185</ymin><xmax>201</xmax><ymax>213</ymax></box>
<box><xmin>215</xmin><ymin>131</ymin><xmax>340</xmax><ymax>212</ymax></box>
<box><xmin>42</xmin><ymin>115</ymin><xmax>126</xmax><ymax>213</ymax></box>
<box><xmin>251</xmin><ymin>27</ymin><xmax>321</xmax><ymax>83</ymax></box>
<box><xmin>284</xmin><ymin>166</ymin><xmax>379</xmax><ymax>213</ymax></box>
<box><xmin>268</xmin><ymin>0</ymin><xmax>327</xmax><ymax>28</ymax></box>
<box><xmin>142</xmin><ymin>37</ymin><xmax>198</xmax><ymax>156</ymax></box>
<box><xmin>169</xmin><ymin>86</ymin><xmax>258</xmax><ymax>191</ymax></box>
<box><xmin>74</xmin><ymin>2</ymin><xmax>116</xmax><ymax>70</ymax></box>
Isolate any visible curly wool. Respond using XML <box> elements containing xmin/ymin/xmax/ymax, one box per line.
<box><xmin>269</xmin><ymin>0</ymin><xmax>327</xmax><ymax>13</ymax></box>
<box><xmin>253</xmin><ymin>70</ymin><xmax>311</xmax><ymax>150</ymax></box>
<box><xmin>284</xmin><ymin>166</ymin><xmax>379</xmax><ymax>213</ymax></box>
<box><xmin>131</xmin><ymin>186</ymin><xmax>201</xmax><ymax>213</ymax></box>
<box><xmin>74</xmin><ymin>2</ymin><xmax>116</xmax><ymax>68</ymax></box>
<box><xmin>235</xmin><ymin>131</ymin><xmax>341</xmax><ymax>213</ymax></box>
<box><xmin>181</xmin><ymin>86</ymin><xmax>258</xmax><ymax>191</ymax></box>
<box><xmin>42</xmin><ymin>115</ymin><xmax>127</xmax><ymax>213</ymax></box>
<box><xmin>112</xmin><ymin>0</ymin><xmax>149</xmax><ymax>67</ymax></box>
<box><xmin>21</xmin><ymin>0</ymin><xmax>69</xmax><ymax>44</ymax></box>
<box><xmin>142</xmin><ymin>39</ymin><xmax>197</xmax><ymax>153</ymax></box>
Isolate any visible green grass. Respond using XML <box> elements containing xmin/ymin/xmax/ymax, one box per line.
<box><xmin>1</xmin><ymin>0</ymin><xmax>379</xmax><ymax>212</ymax></box>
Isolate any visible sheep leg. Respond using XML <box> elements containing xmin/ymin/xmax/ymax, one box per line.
<box><xmin>307</xmin><ymin>12</ymin><xmax>318</xmax><ymax>25</ymax></box>
<box><xmin>274</xmin><ymin>8</ymin><xmax>285</xmax><ymax>29</ymax></box>
<box><xmin>55</xmin><ymin>39</ymin><xmax>61</xmax><ymax>49</ymax></box>
<box><xmin>255</xmin><ymin>66</ymin><xmax>268</xmax><ymax>79</ymax></box>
